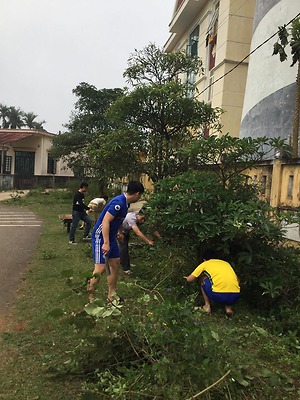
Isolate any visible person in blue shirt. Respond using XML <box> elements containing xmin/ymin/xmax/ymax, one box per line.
<box><xmin>88</xmin><ymin>181</ymin><xmax>144</xmax><ymax>302</ymax></box>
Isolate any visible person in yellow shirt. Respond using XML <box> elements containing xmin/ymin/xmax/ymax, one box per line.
<box><xmin>184</xmin><ymin>250</ymin><xmax>240</xmax><ymax>316</ymax></box>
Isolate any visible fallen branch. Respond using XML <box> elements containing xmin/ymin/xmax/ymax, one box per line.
<box><xmin>185</xmin><ymin>370</ymin><xmax>231</xmax><ymax>400</ymax></box>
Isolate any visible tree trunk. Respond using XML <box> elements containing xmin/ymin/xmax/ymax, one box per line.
<box><xmin>292</xmin><ymin>61</ymin><xmax>300</xmax><ymax>158</ymax></box>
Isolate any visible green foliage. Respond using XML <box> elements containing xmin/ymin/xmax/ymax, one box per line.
<box><xmin>124</xmin><ymin>43</ymin><xmax>204</xmax><ymax>86</ymax></box>
<box><xmin>50</xmin><ymin>83</ymin><xmax>124</xmax><ymax>181</ymax></box>
<box><xmin>108</xmin><ymin>43</ymin><xmax>223</xmax><ymax>182</ymax></box>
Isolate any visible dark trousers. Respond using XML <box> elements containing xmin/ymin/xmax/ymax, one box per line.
<box><xmin>119</xmin><ymin>232</ymin><xmax>130</xmax><ymax>271</ymax></box>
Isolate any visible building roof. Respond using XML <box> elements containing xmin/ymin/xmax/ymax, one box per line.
<box><xmin>0</xmin><ymin>132</ymin><xmax>34</xmax><ymax>145</ymax></box>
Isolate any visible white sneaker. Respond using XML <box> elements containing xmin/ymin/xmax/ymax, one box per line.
<box><xmin>69</xmin><ymin>240</ymin><xmax>77</xmax><ymax>245</ymax></box>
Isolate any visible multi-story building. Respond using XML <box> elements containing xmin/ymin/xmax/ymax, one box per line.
<box><xmin>240</xmin><ymin>0</ymin><xmax>299</xmax><ymax>148</ymax></box>
<box><xmin>165</xmin><ymin>0</ymin><xmax>256</xmax><ymax>137</ymax></box>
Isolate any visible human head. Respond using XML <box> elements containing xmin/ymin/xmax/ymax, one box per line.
<box><xmin>126</xmin><ymin>181</ymin><xmax>144</xmax><ymax>204</ymax></box>
<box><xmin>79</xmin><ymin>181</ymin><xmax>89</xmax><ymax>192</ymax></box>
<box><xmin>202</xmin><ymin>249</ymin><xmax>216</xmax><ymax>261</ymax></box>
<box><xmin>137</xmin><ymin>213</ymin><xmax>146</xmax><ymax>224</ymax></box>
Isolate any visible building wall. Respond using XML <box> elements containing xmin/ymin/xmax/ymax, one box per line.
<box><xmin>1</xmin><ymin>129</ymin><xmax>73</xmax><ymax>177</ymax></box>
<box><xmin>165</xmin><ymin>0</ymin><xmax>255</xmax><ymax>137</ymax></box>
<box><xmin>240</xmin><ymin>0</ymin><xmax>299</xmax><ymax>146</ymax></box>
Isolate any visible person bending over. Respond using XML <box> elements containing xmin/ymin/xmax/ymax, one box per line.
<box><xmin>118</xmin><ymin>212</ymin><xmax>154</xmax><ymax>274</ymax></box>
<box><xmin>89</xmin><ymin>181</ymin><xmax>144</xmax><ymax>302</ymax></box>
<box><xmin>184</xmin><ymin>250</ymin><xmax>240</xmax><ymax>316</ymax></box>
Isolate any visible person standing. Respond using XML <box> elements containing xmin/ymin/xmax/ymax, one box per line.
<box><xmin>184</xmin><ymin>250</ymin><xmax>240</xmax><ymax>316</ymax></box>
<box><xmin>69</xmin><ymin>182</ymin><xmax>92</xmax><ymax>244</ymax></box>
<box><xmin>118</xmin><ymin>212</ymin><xmax>154</xmax><ymax>274</ymax></box>
<box><xmin>89</xmin><ymin>181</ymin><xmax>144</xmax><ymax>302</ymax></box>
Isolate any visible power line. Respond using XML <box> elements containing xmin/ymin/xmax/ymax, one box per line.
<box><xmin>197</xmin><ymin>12</ymin><xmax>300</xmax><ymax>97</ymax></box>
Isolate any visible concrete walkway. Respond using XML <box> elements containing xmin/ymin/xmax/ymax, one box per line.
<box><xmin>0</xmin><ymin>190</ymin><xmax>42</xmax><ymax>319</ymax></box>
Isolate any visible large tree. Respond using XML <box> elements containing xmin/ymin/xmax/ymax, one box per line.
<box><xmin>50</xmin><ymin>83</ymin><xmax>124</xmax><ymax>179</ymax></box>
<box><xmin>7</xmin><ymin>106</ymin><xmax>24</xmax><ymax>129</ymax></box>
<box><xmin>108</xmin><ymin>44</ymin><xmax>222</xmax><ymax>182</ymax></box>
<box><xmin>273</xmin><ymin>17</ymin><xmax>300</xmax><ymax>157</ymax></box>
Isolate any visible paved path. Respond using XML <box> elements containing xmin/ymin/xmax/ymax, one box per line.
<box><xmin>0</xmin><ymin>193</ymin><xmax>42</xmax><ymax>317</ymax></box>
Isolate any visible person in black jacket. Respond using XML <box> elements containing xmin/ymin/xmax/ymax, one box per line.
<box><xmin>69</xmin><ymin>182</ymin><xmax>92</xmax><ymax>244</ymax></box>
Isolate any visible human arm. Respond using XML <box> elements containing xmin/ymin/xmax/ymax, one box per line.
<box><xmin>183</xmin><ymin>263</ymin><xmax>205</xmax><ymax>283</ymax></box>
<box><xmin>132</xmin><ymin>225</ymin><xmax>154</xmax><ymax>245</ymax></box>
<box><xmin>101</xmin><ymin>212</ymin><xmax>115</xmax><ymax>255</ymax></box>
<box><xmin>183</xmin><ymin>274</ymin><xmax>197</xmax><ymax>283</ymax></box>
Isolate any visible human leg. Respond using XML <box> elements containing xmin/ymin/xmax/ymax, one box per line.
<box><xmin>69</xmin><ymin>211</ymin><xmax>81</xmax><ymax>242</ymax></box>
<box><xmin>200</xmin><ymin>285</ymin><xmax>212</xmax><ymax>314</ymax></box>
<box><xmin>119</xmin><ymin>232</ymin><xmax>130</xmax><ymax>272</ymax></box>
<box><xmin>106</xmin><ymin>257</ymin><xmax>121</xmax><ymax>301</ymax></box>
<box><xmin>89</xmin><ymin>262</ymin><xmax>106</xmax><ymax>301</ymax></box>
<box><xmin>82</xmin><ymin>213</ymin><xmax>92</xmax><ymax>238</ymax></box>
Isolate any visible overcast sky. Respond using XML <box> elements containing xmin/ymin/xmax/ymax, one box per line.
<box><xmin>0</xmin><ymin>0</ymin><xmax>175</xmax><ymax>133</ymax></box>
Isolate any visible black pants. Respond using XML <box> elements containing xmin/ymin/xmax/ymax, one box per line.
<box><xmin>119</xmin><ymin>231</ymin><xmax>130</xmax><ymax>271</ymax></box>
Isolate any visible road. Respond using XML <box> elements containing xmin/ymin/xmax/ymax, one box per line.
<box><xmin>0</xmin><ymin>200</ymin><xmax>42</xmax><ymax>317</ymax></box>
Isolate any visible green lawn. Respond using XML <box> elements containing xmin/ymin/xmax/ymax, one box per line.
<box><xmin>0</xmin><ymin>189</ymin><xmax>299</xmax><ymax>400</ymax></box>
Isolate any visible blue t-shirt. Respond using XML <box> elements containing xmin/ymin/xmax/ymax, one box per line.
<box><xmin>92</xmin><ymin>193</ymin><xmax>128</xmax><ymax>239</ymax></box>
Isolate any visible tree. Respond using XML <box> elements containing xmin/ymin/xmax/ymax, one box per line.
<box><xmin>108</xmin><ymin>44</ymin><xmax>222</xmax><ymax>182</ymax></box>
<box><xmin>0</xmin><ymin>103</ymin><xmax>10</xmax><ymax>128</ymax></box>
<box><xmin>7</xmin><ymin>106</ymin><xmax>24</xmax><ymax>129</ymax></box>
<box><xmin>50</xmin><ymin>83</ymin><xmax>124</xmax><ymax>181</ymax></box>
<box><xmin>23</xmin><ymin>112</ymin><xmax>46</xmax><ymax>130</ymax></box>
<box><xmin>273</xmin><ymin>17</ymin><xmax>300</xmax><ymax>157</ymax></box>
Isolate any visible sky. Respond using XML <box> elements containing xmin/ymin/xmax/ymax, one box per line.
<box><xmin>0</xmin><ymin>0</ymin><xmax>175</xmax><ymax>133</ymax></box>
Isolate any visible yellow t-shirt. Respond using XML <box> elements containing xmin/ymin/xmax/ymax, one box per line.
<box><xmin>191</xmin><ymin>259</ymin><xmax>240</xmax><ymax>293</ymax></box>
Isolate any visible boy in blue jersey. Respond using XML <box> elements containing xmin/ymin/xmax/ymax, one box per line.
<box><xmin>89</xmin><ymin>181</ymin><xmax>144</xmax><ymax>302</ymax></box>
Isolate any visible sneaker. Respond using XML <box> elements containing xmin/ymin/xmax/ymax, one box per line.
<box><xmin>69</xmin><ymin>240</ymin><xmax>77</xmax><ymax>245</ymax></box>
<box><xmin>123</xmin><ymin>270</ymin><xmax>132</xmax><ymax>275</ymax></box>
<box><xmin>82</xmin><ymin>236</ymin><xmax>91</xmax><ymax>241</ymax></box>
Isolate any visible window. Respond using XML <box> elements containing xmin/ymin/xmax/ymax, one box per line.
<box><xmin>15</xmin><ymin>151</ymin><xmax>35</xmax><ymax>175</ymax></box>
<box><xmin>187</xmin><ymin>25</ymin><xmax>199</xmax><ymax>97</ymax></box>
<box><xmin>261</xmin><ymin>175</ymin><xmax>267</xmax><ymax>194</ymax></box>
<box><xmin>207</xmin><ymin>2</ymin><xmax>219</xmax><ymax>71</ymax></box>
<box><xmin>47</xmin><ymin>155</ymin><xmax>57</xmax><ymax>174</ymax></box>
<box><xmin>287</xmin><ymin>175</ymin><xmax>294</xmax><ymax>198</ymax></box>
<box><xmin>5</xmin><ymin>156</ymin><xmax>12</xmax><ymax>174</ymax></box>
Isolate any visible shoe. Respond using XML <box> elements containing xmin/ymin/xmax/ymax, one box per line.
<box><xmin>82</xmin><ymin>236</ymin><xmax>91</xmax><ymax>241</ymax></box>
<box><xmin>123</xmin><ymin>270</ymin><xmax>132</xmax><ymax>275</ymax></box>
<box><xmin>107</xmin><ymin>295</ymin><xmax>124</xmax><ymax>305</ymax></box>
<box><xmin>69</xmin><ymin>240</ymin><xmax>77</xmax><ymax>245</ymax></box>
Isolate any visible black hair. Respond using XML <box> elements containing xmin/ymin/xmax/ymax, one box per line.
<box><xmin>126</xmin><ymin>181</ymin><xmax>145</xmax><ymax>195</ymax></box>
<box><xmin>103</xmin><ymin>195</ymin><xmax>108</xmax><ymax>201</ymax></box>
<box><xmin>202</xmin><ymin>249</ymin><xmax>217</xmax><ymax>260</ymax></box>
<box><xmin>80</xmin><ymin>181</ymin><xmax>89</xmax><ymax>188</ymax></box>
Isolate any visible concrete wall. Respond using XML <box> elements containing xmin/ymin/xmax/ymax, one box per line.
<box><xmin>240</xmin><ymin>0</ymin><xmax>299</xmax><ymax>148</ymax></box>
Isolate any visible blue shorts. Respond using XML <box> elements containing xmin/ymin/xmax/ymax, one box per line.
<box><xmin>92</xmin><ymin>236</ymin><xmax>120</xmax><ymax>264</ymax></box>
<box><xmin>202</xmin><ymin>278</ymin><xmax>240</xmax><ymax>305</ymax></box>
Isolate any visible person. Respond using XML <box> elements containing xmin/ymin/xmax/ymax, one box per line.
<box><xmin>79</xmin><ymin>195</ymin><xmax>108</xmax><ymax>228</ymax></box>
<box><xmin>69</xmin><ymin>182</ymin><xmax>92</xmax><ymax>244</ymax></box>
<box><xmin>184</xmin><ymin>250</ymin><xmax>240</xmax><ymax>316</ymax></box>
<box><xmin>89</xmin><ymin>181</ymin><xmax>145</xmax><ymax>302</ymax></box>
<box><xmin>118</xmin><ymin>212</ymin><xmax>154</xmax><ymax>274</ymax></box>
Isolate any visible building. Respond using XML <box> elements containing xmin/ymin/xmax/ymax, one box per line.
<box><xmin>240</xmin><ymin>0</ymin><xmax>299</xmax><ymax>148</ymax></box>
<box><xmin>165</xmin><ymin>0</ymin><xmax>256</xmax><ymax>137</ymax></box>
<box><xmin>0</xmin><ymin>129</ymin><xmax>74</xmax><ymax>190</ymax></box>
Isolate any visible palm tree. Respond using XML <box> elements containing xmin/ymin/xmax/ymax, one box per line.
<box><xmin>273</xmin><ymin>17</ymin><xmax>300</xmax><ymax>157</ymax></box>
<box><xmin>7</xmin><ymin>106</ymin><xmax>24</xmax><ymax>129</ymax></box>
<box><xmin>0</xmin><ymin>103</ymin><xmax>10</xmax><ymax>128</ymax></box>
<box><xmin>23</xmin><ymin>112</ymin><xmax>38</xmax><ymax>129</ymax></box>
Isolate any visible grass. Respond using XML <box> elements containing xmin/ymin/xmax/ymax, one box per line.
<box><xmin>0</xmin><ymin>189</ymin><xmax>300</xmax><ymax>399</ymax></box>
